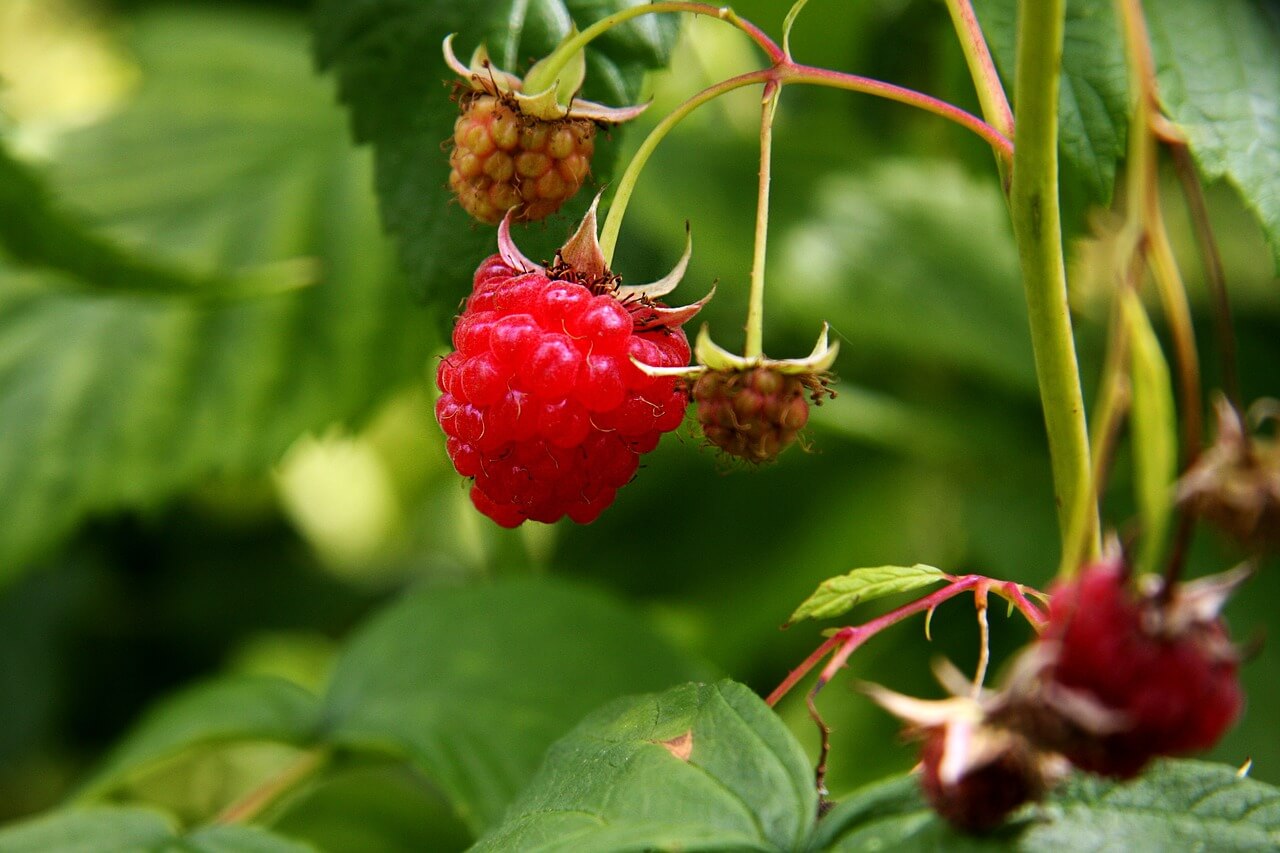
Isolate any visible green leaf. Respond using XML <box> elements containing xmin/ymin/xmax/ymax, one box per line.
<box><xmin>1120</xmin><ymin>290</ymin><xmax>1177</xmax><ymax>577</ymax></box>
<box><xmin>76</xmin><ymin>676</ymin><xmax>322</xmax><ymax>800</ymax></box>
<box><xmin>776</xmin><ymin>160</ymin><xmax>1036</xmax><ymax>392</ymax></box>
<box><xmin>0</xmin><ymin>139</ymin><xmax>305</xmax><ymax>299</ymax></box>
<box><xmin>311</xmin><ymin>0</ymin><xmax>680</xmax><ymax>307</ymax></box>
<box><xmin>0</xmin><ymin>8</ymin><xmax>433</xmax><ymax>578</ymax></box>
<box><xmin>1147</xmin><ymin>0</ymin><xmax>1280</xmax><ymax>268</ymax></box>
<box><xmin>0</xmin><ymin>806</ymin><xmax>312</xmax><ymax>852</ymax></box>
<box><xmin>814</xmin><ymin>760</ymin><xmax>1280</xmax><ymax>851</ymax></box>
<box><xmin>971</xmin><ymin>0</ymin><xmax>1129</xmax><ymax>207</ymax></box>
<box><xmin>322</xmin><ymin>578</ymin><xmax>705</xmax><ymax>835</ymax></box>
<box><xmin>472</xmin><ymin>680</ymin><xmax>817</xmax><ymax>853</ymax></box>
<box><xmin>787</xmin><ymin>564</ymin><xmax>947</xmax><ymax>626</ymax></box>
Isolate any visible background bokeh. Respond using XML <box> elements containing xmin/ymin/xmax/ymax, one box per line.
<box><xmin>1</xmin><ymin>0</ymin><xmax>1276</xmax><ymax>847</ymax></box>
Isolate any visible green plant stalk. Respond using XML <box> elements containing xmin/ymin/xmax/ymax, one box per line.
<box><xmin>744</xmin><ymin>82</ymin><xmax>780</xmax><ymax>359</ymax></box>
<box><xmin>1009</xmin><ymin>0</ymin><xmax>1099</xmax><ymax>570</ymax></box>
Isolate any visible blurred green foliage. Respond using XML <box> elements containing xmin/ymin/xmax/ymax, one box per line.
<box><xmin>0</xmin><ymin>0</ymin><xmax>1277</xmax><ymax>849</ymax></box>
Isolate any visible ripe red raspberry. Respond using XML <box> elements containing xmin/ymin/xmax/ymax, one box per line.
<box><xmin>449</xmin><ymin>94</ymin><xmax>595</xmax><ymax>224</ymax></box>
<box><xmin>435</xmin><ymin>209</ymin><xmax>704</xmax><ymax>527</ymax></box>
<box><xmin>1038</xmin><ymin>560</ymin><xmax>1243</xmax><ymax>778</ymax></box>
<box><xmin>918</xmin><ymin>726</ymin><xmax>1045</xmax><ymax>833</ymax></box>
<box><xmin>692</xmin><ymin>367</ymin><xmax>829</xmax><ymax>463</ymax></box>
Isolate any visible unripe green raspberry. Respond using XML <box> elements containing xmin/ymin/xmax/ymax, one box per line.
<box><xmin>449</xmin><ymin>94</ymin><xmax>596</xmax><ymax>224</ymax></box>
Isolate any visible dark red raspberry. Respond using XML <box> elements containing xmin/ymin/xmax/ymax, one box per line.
<box><xmin>435</xmin><ymin>255</ymin><xmax>692</xmax><ymax>527</ymax></box>
<box><xmin>918</xmin><ymin>726</ymin><xmax>1045</xmax><ymax>833</ymax></box>
<box><xmin>1038</xmin><ymin>560</ymin><xmax>1243</xmax><ymax>777</ymax></box>
<box><xmin>692</xmin><ymin>367</ymin><xmax>826</xmax><ymax>463</ymax></box>
<box><xmin>449</xmin><ymin>94</ymin><xmax>595</xmax><ymax>224</ymax></box>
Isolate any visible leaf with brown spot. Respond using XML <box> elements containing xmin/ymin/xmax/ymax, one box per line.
<box><xmin>657</xmin><ymin>730</ymin><xmax>693</xmax><ymax>761</ymax></box>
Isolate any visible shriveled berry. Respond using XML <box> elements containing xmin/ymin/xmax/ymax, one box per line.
<box><xmin>919</xmin><ymin>728</ymin><xmax>1043</xmax><ymax>833</ymax></box>
<box><xmin>449</xmin><ymin>94</ymin><xmax>596</xmax><ymax>224</ymax></box>
<box><xmin>693</xmin><ymin>367</ymin><xmax>827</xmax><ymax>464</ymax></box>
<box><xmin>436</xmin><ymin>254</ymin><xmax>693</xmax><ymax>526</ymax></box>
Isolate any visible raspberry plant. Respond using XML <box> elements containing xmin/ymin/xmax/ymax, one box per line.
<box><xmin>1</xmin><ymin>0</ymin><xmax>1279</xmax><ymax>850</ymax></box>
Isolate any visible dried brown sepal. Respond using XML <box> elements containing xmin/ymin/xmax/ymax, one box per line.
<box><xmin>1178</xmin><ymin>395</ymin><xmax>1280</xmax><ymax>551</ymax></box>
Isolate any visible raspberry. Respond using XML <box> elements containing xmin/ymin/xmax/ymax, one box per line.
<box><xmin>442</xmin><ymin>36</ymin><xmax>646</xmax><ymax>225</ymax></box>
<box><xmin>436</xmin><ymin>254</ymin><xmax>694</xmax><ymax>527</ymax></box>
<box><xmin>1037</xmin><ymin>560</ymin><xmax>1243</xmax><ymax>778</ymax></box>
<box><xmin>693</xmin><ymin>367</ymin><xmax>825</xmax><ymax>463</ymax></box>
<box><xmin>918</xmin><ymin>726</ymin><xmax>1044</xmax><ymax>833</ymax></box>
<box><xmin>449</xmin><ymin>94</ymin><xmax>595</xmax><ymax>224</ymax></box>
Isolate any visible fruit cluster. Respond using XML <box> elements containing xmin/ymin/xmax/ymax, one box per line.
<box><xmin>878</xmin><ymin>558</ymin><xmax>1245</xmax><ymax>833</ymax></box>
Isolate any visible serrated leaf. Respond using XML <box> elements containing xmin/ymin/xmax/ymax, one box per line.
<box><xmin>311</xmin><ymin>0</ymin><xmax>680</xmax><ymax>307</ymax></box>
<box><xmin>322</xmin><ymin>578</ymin><xmax>705</xmax><ymax>835</ymax></box>
<box><xmin>1120</xmin><ymin>290</ymin><xmax>1177</xmax><ymax>577</ymax></box>
<box><xmin>787</xmin><ymin>564</ymin><xmax>947</xmax><ymax>626</ymax></box>
<box><xmin>1146</xmin><ymin>0</ymin><xmax>1280</xmax><ymax>269</ymax></box>
<box><xmin>76</xmin><ymin>676</ymin><xmax>322</xmax><ymax>800</ymax></box>
<box><xmin>971</xmin><ymin>0</ymin><xmax>1129</xmax><ymax>207</ymax></box>
<box><xmin>472</xmin><ymin>680</ymin><xmax>817</xmax><ymax>852</ymax></box>
<box><xmin>813</xmin><ymin>760</ymin><xmax>1280</xmax><ymax>851</ymax></box>
<box><xmin>0</xmin><ymin>8</ymin><xmax>433</xmax><ymax>579</ymax></box>
<box><xmin>0</xmin><ymin>806</ymin><xmax>312</xmax><ymax>853</ymax></box>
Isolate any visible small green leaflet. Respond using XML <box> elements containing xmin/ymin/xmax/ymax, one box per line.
<box><xmin>786</xmin><ymin>564</ymin><xmax>947</xmax><ymax>626</ymax></box>
<box><xmin>1120</xmin><ymin>289</ymin><xmax>1177</xmax><ymax>578</ymax></box>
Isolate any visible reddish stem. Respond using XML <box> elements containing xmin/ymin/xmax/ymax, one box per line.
<box><xmin>766</xmin><ymin>575</ymin><xmax>1047</xmax><ymax>707</ymax></box>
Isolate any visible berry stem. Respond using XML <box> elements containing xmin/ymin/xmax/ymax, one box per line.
<box><xmin>777</xmin><ymin>64</ymin><xmax>1013</xmax><ymax>165</ymax></box>
<box><xmin>1116</xmin><ymin>0</ymin><xmax>1204</xmax><ymax>587</ymax></box>
<box><xmin>765</xmin><ymin>575</ymin><xmax>1046</xmax><ymax>707</ymax></box>
<box><xmin>744</xmin><ymin>81</ymin><xmax>780</xmax><ymax>360</ymax></box>
<box><xmin>601</xmin><ymin>62</ymin><xmax>1013</xmax><ymax>265</ymax></box>
<box><xmin>525</xmin><ymin>1</ymin><xmax>784</xmax><ymax>94</ymax></box>
<box><xmin>1169</xmin><ymin>141</ymin><xmax>1241</xmax><ymax>411</ymax></box>
<box><xmin>1009</xmin><ymin>0</ymin><xmax>1099</xmax><ymax>570</ymax></box>
<box><xmin>942</xmin><ymin>0</ymin><xmax>1015</xmax><ymax>141</ymax></box>
<box><xmin>600</xmin><ymin>69</ymin><xmax>772</xmax><ymax>265</ymax></box>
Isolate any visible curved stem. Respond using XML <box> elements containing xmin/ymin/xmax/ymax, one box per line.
<box><xmin>528</xmin><ymin>1</ymin><xmax>784</xmax><ymax>92</ymax></box>
<box><xmin>744</xmin><ymin>82</ymin><xmax>780</xmax><ymax>359</ymax></box>
<box><xmin>1010</xmin><ymin>0</ymin><xmax>1099</xmax><ymax>571</ymax></box>
<box><xmin>600</xmin><ymin>69</ymin><xmax>772</xmax><ymax>264</ymax></box>
<box><xmin>943</xmin><ymin>0</ymin><xmax>1015</xmax><ymax>140</ymax></box>
<box><xmin>780</xmin><ymin>64</ymin><xmax>1013</xmax><ymax>164</ymax></box>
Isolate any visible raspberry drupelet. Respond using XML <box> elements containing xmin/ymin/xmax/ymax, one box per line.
<box><xmin>436</xmin><ymin>205</ymin><xmax>709</xmax><ymax>526</ymax></box>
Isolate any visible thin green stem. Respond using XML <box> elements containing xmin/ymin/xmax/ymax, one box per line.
<box><xmin>526</xmin><ymin>1</ymin><xmax>783</xmax><ymax>92</ymax></box>
<box><xmin>943</xmin><ymin>0</ymin><xmax>1015</xmax><ymax>140</ymax></box>
<box><xmin>744</xmin><ymin>82</ymin><xmax>780</xmax><ymax>359</ymax></box>
<box><xmin>943</xmin><ymin>0</ymin><xmax>1014</xmax><ymax>191</ymax></box>
<box><xmin>1010</xmin><ymin>0</ymin><xmax>1099</xmax><ymax>570</ymax></box>
<box><xmin>600</xmin><ymin>69</ymin><xmax>771</xmax><ymax>264</ymax></box>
